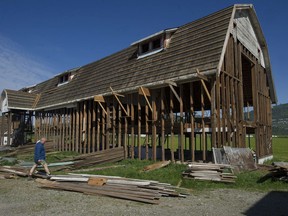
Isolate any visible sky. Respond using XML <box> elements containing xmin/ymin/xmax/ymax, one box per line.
<box><xmin>0</xmin><ymin>0</ymin><xmax>287</xmax><ymax>104</ymax></box>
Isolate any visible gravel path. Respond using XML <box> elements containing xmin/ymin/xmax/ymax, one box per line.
<box><xmin>1</xmin><ymin>178</ymin><xmax>287</xmax><ymax>216</ymax></box>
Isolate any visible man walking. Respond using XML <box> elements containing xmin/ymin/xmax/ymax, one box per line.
<box><xmin>28</xmin><ymin>137</ymin><xmax>51</xmax><ymax>179</ymax></box>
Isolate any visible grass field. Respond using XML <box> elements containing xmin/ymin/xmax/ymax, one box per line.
<box><xmin>72</xmin><ymin>137</ymin><xmax>288</xmax><ymax>192</ymax></box>
<box><xmin>1</xmin><ymin>137</ymin><xmax>287</xmax><ymax>192</ymax></box>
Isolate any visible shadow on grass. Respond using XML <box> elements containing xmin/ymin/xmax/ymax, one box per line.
<box><xmin>244</xmin><ymin>191</ymin><xmax>288</xmax><ymax>216</ymax></box>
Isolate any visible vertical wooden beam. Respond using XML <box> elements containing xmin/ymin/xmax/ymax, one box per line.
<box><xmin>152</xmin><ymin>90</ymin><xmax>157</xmax><ymax>161</ymax></box>
<box><xmin>96</xmin><ymin>102</ymin><xmax>100</xmax><ymax>151</ymax></box>
<box><xmin>190</xmin><ymin>82</ymin><xmax>195</xmax><ymax>161</ymax></box>
<box><xmin>71</xmin><ymin>108</ymin><xmax>75</xmax><ymax>151</ymax></box>
<box><xmin>101</xmin><ymin>102</ymin><xmax>105</xmax><ymax>150</ymax></box>
<box><xmin>216</xmin><ymin>75</ymin><xmax>221</xmax><ymax>148</ymax></box>
<box><xmin>170</xmin><ymin>89</ymin><xmax>175</xmax><ymax>162</ymax></box>
<box><xmin>145</xmin><ymin>102</ymin><xmax>149</xmax><ymax>160</ymax></box>
<box><xmin>131</xmin><ymin>95</ymin><xmax>135</xmax><ymax>159</ymax></box>
<box><xmin>221</xmin><ymin>73</ymin><xmax>227</xmax><ymax>146</ymax></box>
<box><xmin>92</xmin><ymin>101</ymin><xmax>96</xmax><ymax>152</ymax></box>
<box><xmin>79</xmin><ymin>102</ymin><xmax>83</xmax><ymax>154</ymax></box>
<box><xmin>75</xmin><ymin>104</ymin><xmax>80</xmax><ymax>153</ymax></box>
<box><xmin>106</xmin><ymin>102</ymin><xmax>110</xmax><ymax>150</ymax></box>
<box><xmin>210</xmin><ymin>77</ymin><xmax>216</xmax><ymax>149</ymax></box>
<box><xmin>161</xmin><ymin>88</ymin><xmax>165</xmax><ymax>161</ymax></box>
<box><xmin>226</xmin><ymin>75</ymin><xmax>231</xmax><ymax>146</ymax></box>
<box><xmin>137</xmin><ymin>94</ymin><xmax>142</xmax><ymax>160</ymax></box>
<box><xmin>179</xmin><ymin>85</ymin><xmax>184</xmax><ymax>162</ymax></box>
<box><xmin>112</xmin><ymin>98</ymin><xmax>116</xmax><ymax>148</ymax></box>
<box><xmin>117</xmin><ymin>105</ymin><xmax>122</xmax><ymax>148</ymax></box>
<box><xmin>124</xmin><ymin>103</ymin><xmax>128</xmax><ymax>158</ymax></box>
<box><xmin>230</xmin><ymin>75</ymin><xmax>237</xmax><ymax>147</ymax></box>
<box><xmin>201</xmin><ymin>84</ymin><xmax>206</xmax><ymax>161</ymax></box>
<box><xmin>83</xmin><ymin>101</ymin><xmax>87</xmax><ymax>154</ymax></box>
<box><xmin>87</xmin><ymin>100</ymin><xmax>92</xmax><ymax>153</ymax></box>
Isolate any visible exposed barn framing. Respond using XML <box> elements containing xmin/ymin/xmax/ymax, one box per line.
<box><xmin>0</xmin><ymin>4</ymin><xmax>277</xmax><ymax>163</ymax></box>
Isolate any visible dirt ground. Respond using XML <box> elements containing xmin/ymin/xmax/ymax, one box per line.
<box><xmin>1</xmin><ymin>178</ymin><xmax>288</xmax><ymax>216</ymax></box>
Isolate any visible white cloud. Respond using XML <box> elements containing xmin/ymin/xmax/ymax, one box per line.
<box><xmin>0</xmin><ymin>34</ymin><xmax>55</xmax><ymax>91</ymax></box>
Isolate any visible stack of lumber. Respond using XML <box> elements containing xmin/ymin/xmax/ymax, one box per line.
<box><xmin>64</xmin><ymin>147</ymin><xmax>124</xmax><ymax>170</ymax></box>
<box><xmin>258</xmin><ymin>162</ymin><xmax>288</xmax><ymax>183</ymax></box>
<box><xmin>36</xmin><ymin>173</ymin><xmax>186</xmax><ymax>204</ymax></box>
<box><xmin>0</xmin><ymin>165</ymin><xmax>29</xmax><ymax>178</ymax></box>
<box><xmin>182</xmin><ymin>162</ymin><xmax>237</xmax><ymax>183</ymax></box>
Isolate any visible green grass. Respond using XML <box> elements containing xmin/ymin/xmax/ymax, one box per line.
<box><xmin>2</xmin><ymin>137</ymin><xmax>287</xmax><ymax>192</ymax></box>
<box><xmin>70</xmin><ymin>137</ymin><xmax>288</xmax><ymax>192</ymax></box>
<box><xmin>271</xmin><ymin>137</ymin><xmax>288</xmax><ymax>162</ymax></box>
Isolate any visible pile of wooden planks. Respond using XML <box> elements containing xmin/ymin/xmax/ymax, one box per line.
<box><xmin>63</xmin><ymin>147</ymin><xmax>124</xmax><ymax>170</ymax></box>
<box><xmin>182</xmin><ymin>162</ymin><xmax>237</xmax><ymax>183</ymax></box>
<box><xmin>258</xmin><ymin>162</ymin><xmax>288</xmax><ymax>183</ymax></box>
<box><xmin>0</xmin><ymin>165</ymin><xmax>29</xmax><ymax>178</ymax></box>
<box><xmin>36</xmin><ymin>173</ymin><xmax>186</xmax><ymax>204</ymax></box>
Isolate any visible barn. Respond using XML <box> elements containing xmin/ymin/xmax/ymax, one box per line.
<box><xmin>0</xmin><ymin>4</ymin><xmax>277</xmax><ymax>163</ymax></box>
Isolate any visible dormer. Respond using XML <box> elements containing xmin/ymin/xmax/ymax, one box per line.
<box><xmin>57</xmin><ymin>67</ymin><xmax>79</xmax><ymax>87</ymax></box>
<box><xmin>131</xmin><ymin>28</ymin><xmax>178</xmax><ymax>59</ymax></box>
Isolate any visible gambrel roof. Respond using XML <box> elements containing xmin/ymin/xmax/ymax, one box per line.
<box><xmin>0</xmin><ymin>4</ymin><xmax>277</xmax><ymax>112</ymax></box>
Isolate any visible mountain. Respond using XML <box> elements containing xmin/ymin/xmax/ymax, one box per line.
<box><xmin>272</xmin><ymin>103</ymin><xmax>288</xmax><ymax>135</ymax></box>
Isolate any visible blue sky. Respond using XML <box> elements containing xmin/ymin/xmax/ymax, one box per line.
<box><xmin>0</xmin><ymin>0</ymin><xmax>287</xmax><ymax>104</ymax></box>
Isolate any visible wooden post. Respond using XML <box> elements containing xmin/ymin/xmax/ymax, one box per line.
<box><xmin>96</xmin><ymin>102</ymin><xmax>100</xmax><ymax>151</ymax></box>
<box><xmin>221</xmin><ymin>73</ymin><xmax>227</xmax><ymax>146</ymax></box>
<box><xmin>190</xmin><ymin>82</ymin><xmax>195</xmax><ymax>161</ymax></box>
<box><xmin>170</xmin><ymin>89</ymin><xmax>175</xmax><ymax>162</ymax></box>
<box><xmin>117</xmin><ymin>105</ymin><xmax>122</xmax><ymax>148</ymax></box>
<box><xmin>75</xmin><ymin>104</ymin><xmax>80</xmax><ymax>152</ymax></box>
<box><xmin>131</xmin><ymin>95</ymin><xmax>135</xmax><ymax>159</ymax></box>
<box><xmin>179</xmin><ymin>85</ymin><xmax>184</xmax><ymax>162</ymax></box>
<box><xmin>112</xmin><ymin>98</ymin><xmax>116</xmax><ymax>148</ymax></box>
<box><xmin>92</xmin><ymin>101</ymin><xmax>96</xmax><ymax>152</ymax></box>
<box><xmin>138</xmin><ymin>94</ymin><xmax>142</xmax><ymax>160</ymax></box>
<box><xmin>71</xmin><ymin>108</ymin><xmax>75</xmax><ymax>151</ymax></box>
<box><xmin>106</xmin><ymin>102</ymin><xmax>110</xmax><ymax>150</ymax></box>
<box><xmin>124</xmin><ymin>103</ymin><xmax>128</xmax><ymax>158</ymax></box>
<box><xmin>201</xmin><ymin>84</ymin><xmax>206</xmax><ymax>161</ymax></box>
<box><xmin>101</xmin><ymin>102</ymin><xmax>105</xmax><ymax>150</ymax></box>
<box><xmin>87</xmin><ymin>100</ymin><xmax>92</xmax><ymax>153</ymax></box>
<box><xmin>145</xmin><ymin>101</ymin><xmax>149</xmax><ymax>160</ymax></box>
<box><xmin>216</xmin><ymin>75</ymin><xmax>221</xmax><ymax>147</ymax></box>
<box><xmin>79</xmin><ymin>102</ymin><xmax>83</xmax><ymax>154</ymax></box>
<box><xmin>152</xmin><ymin>90</ymin><xmax>157</xmax><ymax>161</ymax></box>
<box><xmin>161</xmin><ymin>88</ymin><xmax>165</xmax><ymax>161</ymax></box>
<box><xmin>83</xmin><ymin>101</ymin><xmax>87</xmax><ymax>153</ymax></box>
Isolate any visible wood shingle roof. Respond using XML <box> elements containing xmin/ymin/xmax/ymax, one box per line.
<box><xmin>35</xmin><ymin>5</ymin><xmax>233</xmax><ymax>109</ymax></box>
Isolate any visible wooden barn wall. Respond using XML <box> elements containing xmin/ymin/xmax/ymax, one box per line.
<box><xmin>214</xmin><ymin>35</ymin><xmax>272</xmax><ymax>159</ymax></box>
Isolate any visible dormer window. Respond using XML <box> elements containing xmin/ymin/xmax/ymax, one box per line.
<box><xmin>60</xmin><ymin>73</ymin><xmax>69</xmax><ymax>84</ymax></box>
<box><xmin>57</xmin><ymin>72</ymin><xmax>72</xmax><ymax>87</ymax></box>
<box><xmin>56</xmin><ymin>67</ymin><xmax>79</xmax><ymax>87</ymax></box>
<box><xmin>139</xmin><ymin>37</ymin><xmax>163</xmax><ymax>55</ymax></box>
<box><xmin>131</xmin><ymin>28</ymin><xmax>178</xmax><ymax>59</ymax></box>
